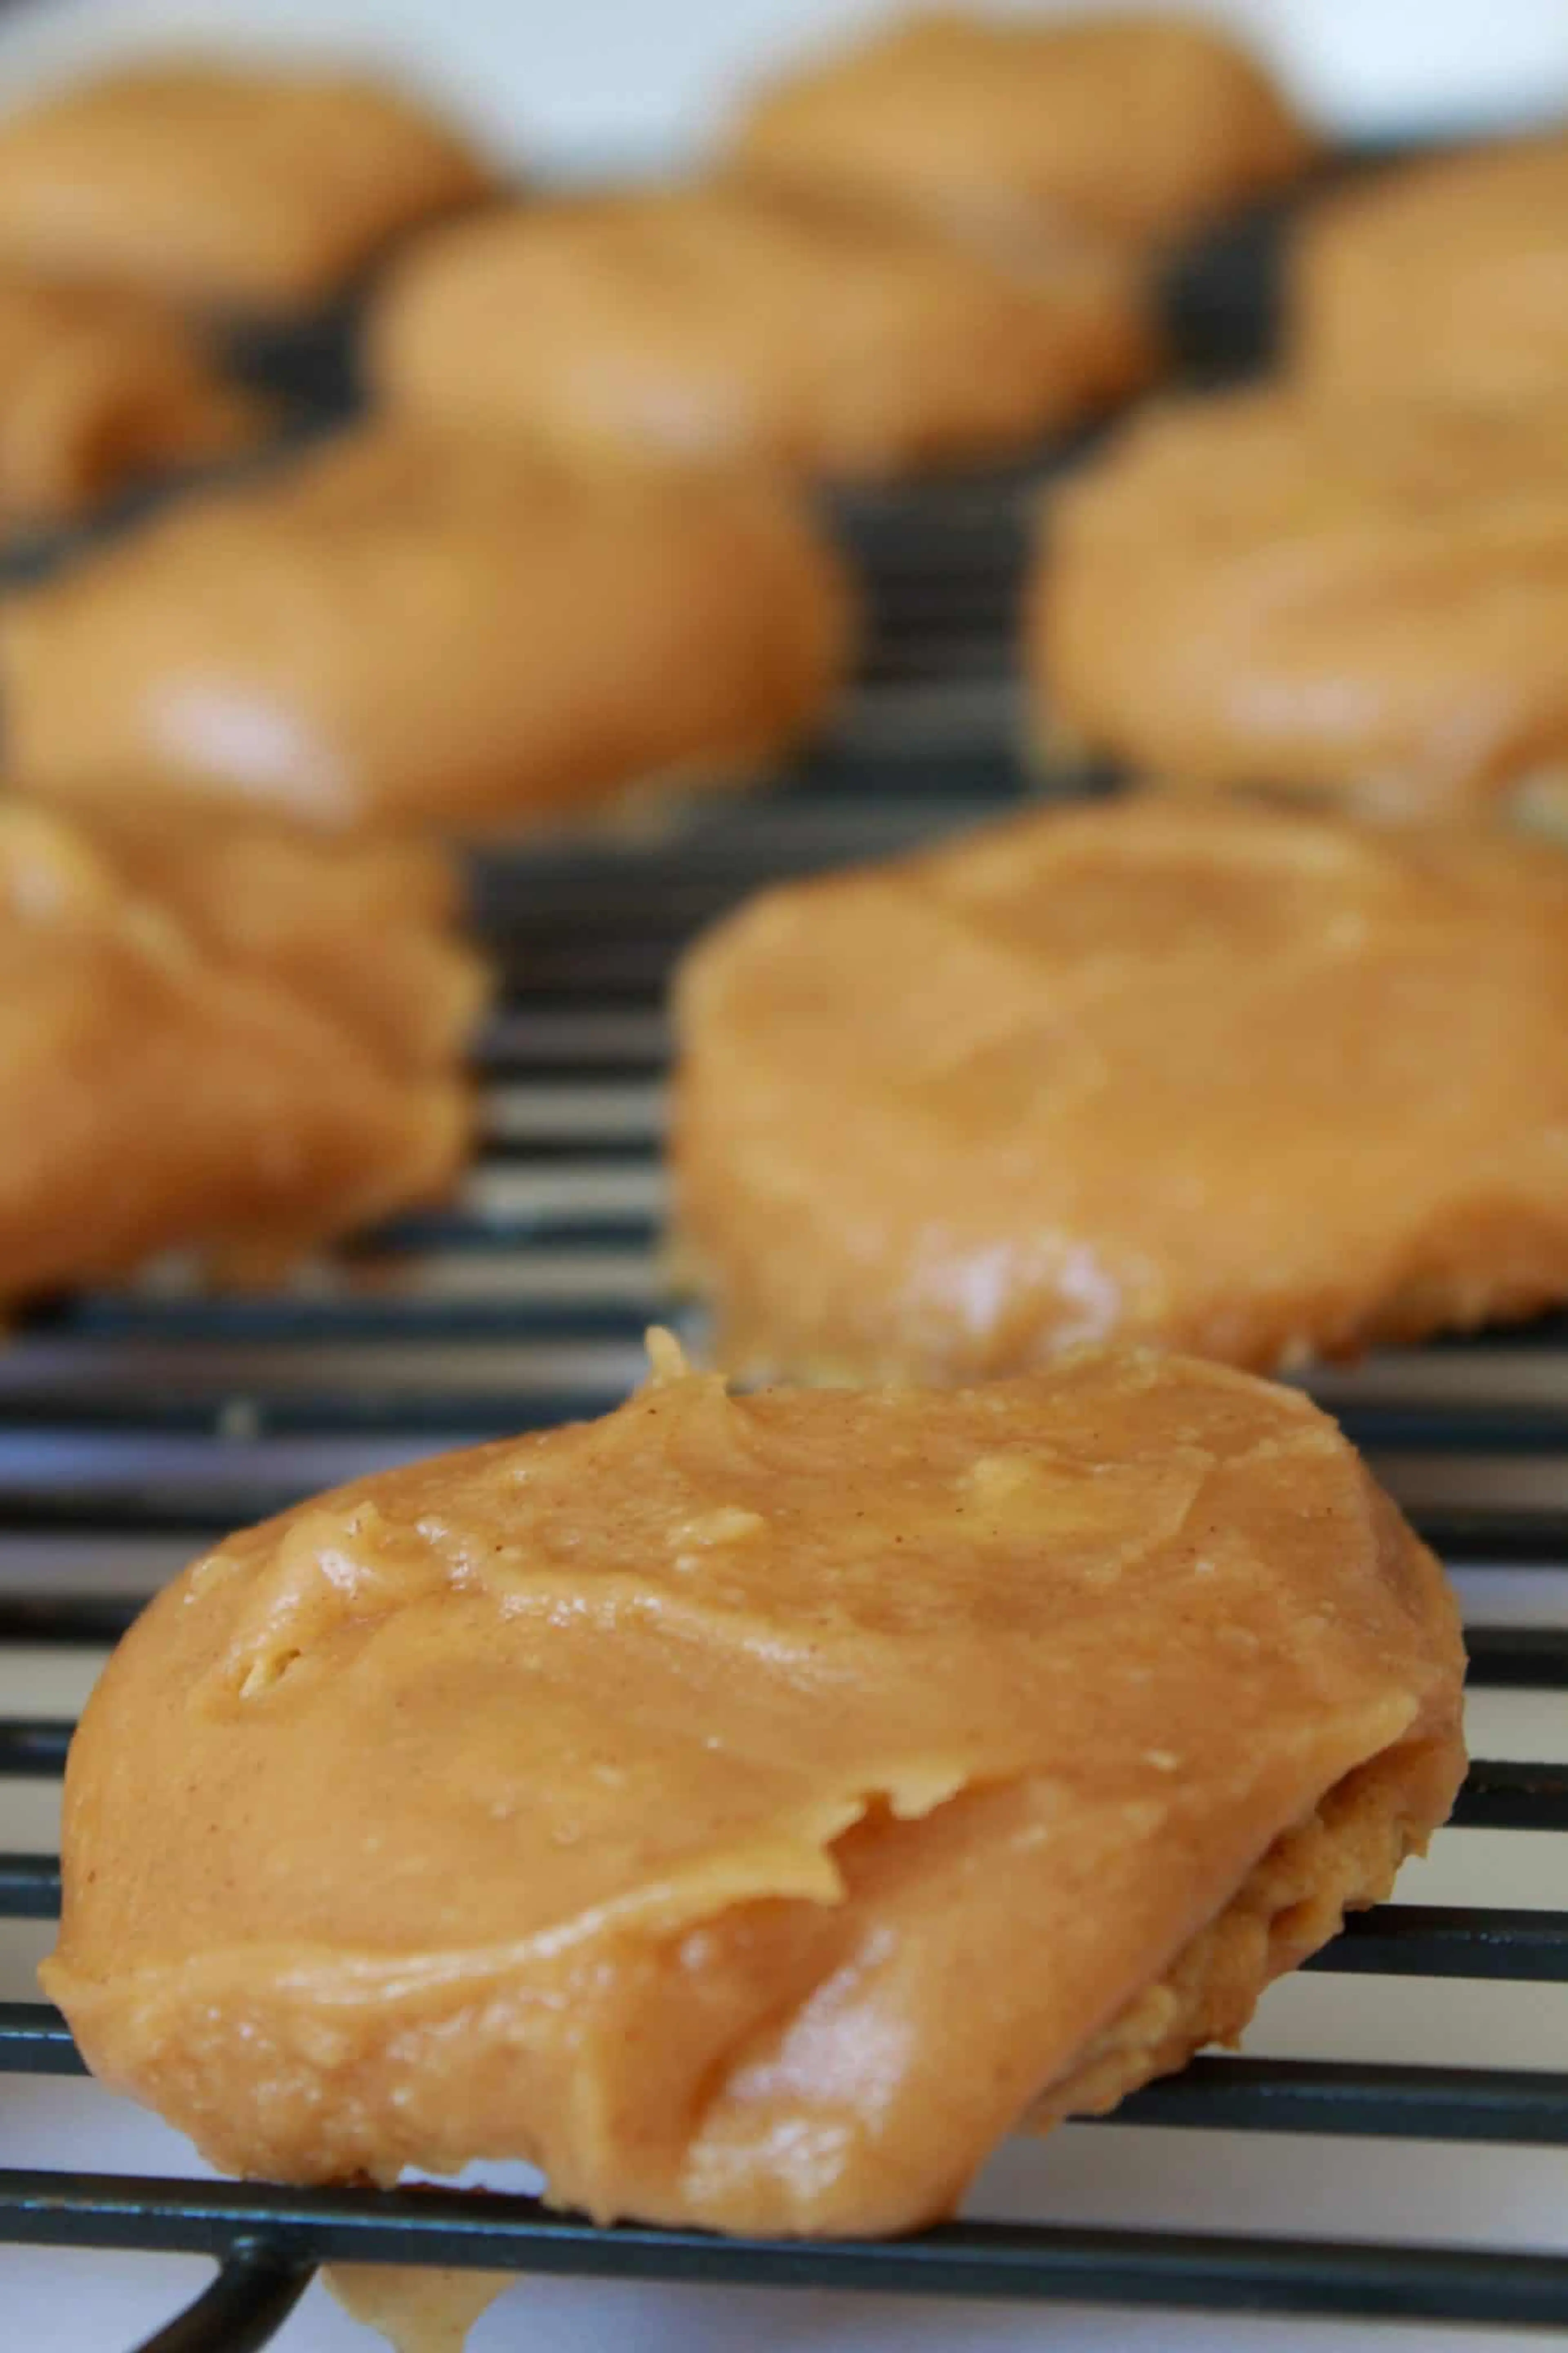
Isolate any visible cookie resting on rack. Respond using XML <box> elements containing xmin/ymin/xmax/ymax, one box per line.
<box><xmin>0</xmin><ymin>791</ymin><xmax>485</xmax><ymax>1314</ymax></box>
<box><xmin>0</xmin><ymin>423</ymin><xmax>855</xmax><ymax>833</ymax></box>
<box><xmin>1291</xmin><ymin>133</ymin><xmax>1568</xmax><ymax>401</ymax></box>
<box><xmin>0</xmin><ymin>269</ymin><xmax>264</xmax><ymax>536</ymax></box>
<box><xmin>730</xmin><ymin>9</ymin><xmax>1316</xmax><ymax>253</ymax></box>
<box><xmin>1032</xmin><ymin>386</ymin><xmax>1568</xmax><ymax>827</ymax></box>
<box><xmin>672</xmin><ymin>796</ymin><xmax>1568</xmax><ymax>1379</ymax></box>
<box><xmin>44</xmin><ymin>1336</ymin><xmax>1463</xmax><ymax>2238</ymax></box>
<box><xmin>0</xmin><ymin>58</ymin><xmax>494</xmax><ymax>316</ymax></box>
<box><xmin>367</xmin><ymin>179</ymin><xmax>1157</xmax><ymax>479</ymax></box>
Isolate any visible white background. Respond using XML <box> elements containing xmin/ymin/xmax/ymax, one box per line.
<box><xmin>0</xmin><ymin>0</ymin><xmax>1565</xmax><ymax>165</ymax></box>
<box><xmin>2</xmin><ymin>3</ymin><xmax>1568</xmax><ymax>2350</ymax></box>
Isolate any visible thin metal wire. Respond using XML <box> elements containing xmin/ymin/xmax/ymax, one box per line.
<box><xmin>4</xmin><ymin>2171</ymin><xmax>1568</xmax><ymax>2330</ymax></box>
<box><xmin>132</xmin><ymin>2244</ymin><xmax>314</xmax><ymax>2353</ymax></box>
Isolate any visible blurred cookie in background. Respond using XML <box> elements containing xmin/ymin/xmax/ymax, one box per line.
<box><xmin>673</xmin><ymin>796</ymin><xmax>1568</xmax><ymax>1383</ymax></box>
<box><xmin>368</xmin><ymin>180</ymin><xmax>1158</xmax><ymax>479</ymax></box>
<box><xmin>53</xmin><ymin>787</ymin><xmax>487</xmax><ymax>1073</ymax></box>
<box><xmin>0</xmin><ymin>58</ymin><xmax>497</xmax><ymax>318</ymax></box>
<box><xmin>0</xmin><ymin>268</ymin><xmax>265</xmax><ymax>539</ymax></box>
<box><xmin>728</xmin><ymin>10</ymin><xmax>1317</xmax><ymax>254</ymax></box>
<box><xmin>1032</xmin><ymin>385</ymin><xmax>1568</xmax><ymax>827</ymax></box>
<box><xmin>0</xmin><ymin>423</ymin><xmax>857</xmax><ymax>834</ymax></box>
<box><xmin>1292</xmin><ymin>133</ymin><xmax>1568</xmax><ymax>399</ymax></box>
<box><xmin>0</xmin><ymin>792</ymin><xmax>485</xmax><ymax>1316</ymax></box>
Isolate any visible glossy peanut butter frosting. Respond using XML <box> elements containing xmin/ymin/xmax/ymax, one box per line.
<box><xmin>0</xmin><ymin>270</ymin><xmax>263</xmax><ymax>534</ymax></box>
<box><xmin>674</xmin><ymin>796</ymin><xmax>1568</xmax><ymax>1380</ymax></box>
<box><xmin>45</xmin><ymin>1339</ymin><xmax>1463</xmax><ymax>2237</ymax></box>
<box><xmin>0</xmin><ymin>424</ymin><xmax>855</xmax><ymax>832</ymax></box>
<box><xmin>0</xmin><ymin>60</ymin><xmax>494</xmax><ymax>315</ymax></box>
<box><xmin>368</xmin><ymin>180</ymin><xmax>1156</xmax><ymax>480</ymax></box>
<box><xmin>0</xmin><ymin>792</ymin><xmax>483</xmax><ymax>1311</ymax></box>
<box><xmin>1034</xmin><ymin>386</ymin><xmax>1568</xmax><ymax>823</ymax></box>
<box><xmin>731</xmin><ymin>10</ymin><xmax>1315</xmax><ymax>253</ymax></box>
<box><xmin>1292</xmin><ymin>134</ymin><xmax>1568</xmax><ymax>401</ymax></box>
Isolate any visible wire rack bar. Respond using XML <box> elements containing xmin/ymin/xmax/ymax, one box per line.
<box><xmin>0</xmin><ymin>2003</ymin><xmax>80</xmax><ymax>2075</ymax></box>
<box><xmin>133</xmin><ymin>2245</ymin><xmax>314</xmax><ymax>2353</ymax></box>
<box><xmin>1450</xmin><ymin>1760</ymin><xmax>1568</xmax><ymax>1830</ymax></box>
<box><xmin>3</xmin><ymin>2171</ymin><xmax>1568</xmax><ymax>2329</ymax></box>
<box><xmin>0</xmin><ymin>1853</ymin><xmax>59</xmax><ymax>1915</ymax></box>
<box><xmin>1306</xmin><ymin>1906</ymin><xmax>1568</xmax><ymax>1980</ymax></box>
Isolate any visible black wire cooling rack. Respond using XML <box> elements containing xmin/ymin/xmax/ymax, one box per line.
<box><xmin>2</xmin><ymin>710</ymin><xmax>1568</xmax><ymax>2344</ymax></box>
<box><xmin>2</xmin><ymin>170</ymin><xmax>1568</xmax><ymax>2337</ymax></box>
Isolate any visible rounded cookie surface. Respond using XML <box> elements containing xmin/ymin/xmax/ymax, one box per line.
<box><xmin>732</xmin><ymin>9</ymin><xmax>1315</xmax><ymax>250</ymax></box>
<box><xmin>0</xmin><ymin>424</ymin><xmax>856</xmax><ymax>832</ymax></box>
<box><xmin>0</xmin><ymin>60</ymin><xmax>495</xmax><ymax>314</ymax></box>
<box><xmin>45</xmin><ymin>1341</ymin><xmax>1463</xmax><ymax>2236</ymax></box>
<box><xmin>368</xmin><ymin>180</ymin><xmax>1157</xmax><ymax>478</ymax></box>
<box><xmin>674</xmin><ymin>796</ymin><xmax>1568</xmax><ymax>1378</ymax></box>
<box><xmin>46</xmin><ymin>786</ymin><xmax>486</xmax><ymax>1072</ymax></box>
<box><xmin>1033</xmin><ymin>386</ymin><xmax>1568</xmax><ymax>824</ymax></box>
<box><xmin>0</xmin><ymin>269</ymin><xmax>264</xmax><ymax>533</ymax></box>
<box><xmin>1292</xmin><ymin>134</ymin><xmax>1568</xmax><ymax>400</ymax></box>
<box><xmin>0</xmin><ymin>792</ymin><xmax>483</xmax><ymax>1309</ymax></box>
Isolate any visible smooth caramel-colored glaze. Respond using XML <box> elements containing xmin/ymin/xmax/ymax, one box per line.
<box><xmin>732</xmin><ymin>10</ymin><xmax>1316</xmax><ymax>252</ymax></box>
<box><xmin>674</xmin><ymin>796</ymin><xmax>1568</xmax><ymax>1381</ymax></box>
<box><xmin>1292</xmin><ymin>135</ymin><xmax>1568</xmax><ymax>400</ymax></box>
<box><xmin>368</xmin><ymin>180</ymin><xmax>1157</xmax><ymax>480</ymax></box>
<box><xmin>45</xmin><ymin>1340</ymin><xmax>1463</xmax><ymax>2237</ymax></box>
<box><xmin>0</xmin><ymin>269</ymin><xmax>263</xmax><ymax>532</ymax></box>
<box><xmin>49</xmin><ymin>787</ymin><xmax>486</xmax><ymax>1071</ymax></box>
<box><xmin>0</xmin><ymin>792</ymin><xmax>483</xmax><ymax>1310</ymax></box>
<box><xmin>0</xmin><ymin>60</ymin><xmax>494</xmax><ymax>315</ymax></box>
<box><xmin>0</xmin><ymin>424</ymin><xmax>855</xmax><ymax>832</ymax></box>
<box><xmin>1033</xmin><ymin>386</ymin><xmax>1568</xmax><ymax>821</ymax></box>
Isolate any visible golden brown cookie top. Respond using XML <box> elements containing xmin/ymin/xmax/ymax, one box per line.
<box><xmin>25</xmin><ymin>786</ymin><xmax>484</xmax><ymax>1071</ymax></box>
<box><xmin>0</xmin><ymin>791</ymin><xmax>482</xmax><ymax>1305</ymax></box>
<box><xmin>674</xmin><ymin>795</ymin><xmax>1568</xmax><ymax>1378</ymax></box>
<box><xmin>368</xmin><ymin>178</ymin><xmax>1157</xmax><ymax>475</ymax></box>
<box><xmin>0</xmin><ymin>268</ymin><xmax>264</xmax><ymax>530</ymax></box>
<box><xmin>1293</xmin><ymin>134</ymin><xmax>1568</xmax><ymax>397</ymax></box>
<box><xmin>0</xmin><ymin>59</ymin><xmax>496</xmax><ymax>314</ymax></box>
<box><xmin>0</xmin><ymin>422</ymin><xmax>856</xmax><ymax>829</ymax></box>
<box><xmin>1036</xmin><ymin>385</ymin><xmax>1568</xmax><ymax>817</ymax></box>
<box><xmin>45</xmin><ymin>1338</ymin><xmax>1461</xmax><ymax>2229</ymax></box>
<box><xmin>731</xmin><ymin>9</ymin><xmax>1315</xmax><ymax>248</ymax></box>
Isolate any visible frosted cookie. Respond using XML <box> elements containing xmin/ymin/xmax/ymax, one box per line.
<box><xmin>1032</xmin><ymin>386</ymin><xmax>1568</xmax><ymax>825</ymax></box>
<box><xmin>0</xmin><ymin>424</ymin><xmax>856</xmax><ymax>832</ymax></box>
<box><xmin>1292</xmin><ymin>135</ymin><xmax>1568</xmax><ymax>399</ymax></box>
<box><xmin>0</xmin><ymin>60</ymin><xmax>494</xmax><ymax>316</ymax></box>
<box><xmin>673</xmin><ymin>796</ymin><xmax>1568</xmax><ymax>1379</ymax></box>
<box><xmin>51</xmin><ymin>788</ymin><xmax>487</xmax><ymax>1071</ymax></box>
<box><xmin>368</xmin><ymin>181</ymin><xmax>1157</xmax><ymax>478</ymax></box>
<box><xmin>0</xmin><ymin>270</ymin><xmax>263</xmax><ymax>534</ymax></box>
<box><xmin>0</xmin><ymin>792</ymin><xmax>483</xmax><ymax>1310</ymax></box>
<box><xmin>730</xmin><ymin>10</ymin><xmax>1315</xmax><ymax>252</ymax></box>
<box><xmin>45</xmin><ymin>1337</ymin><xmax>1463</xmax><ymax>2237</ymax></box>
